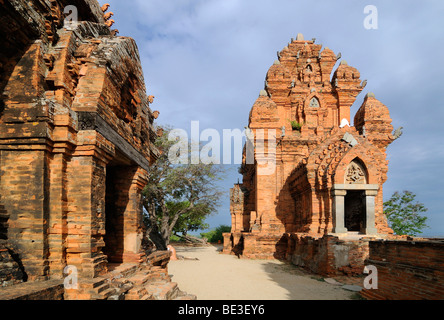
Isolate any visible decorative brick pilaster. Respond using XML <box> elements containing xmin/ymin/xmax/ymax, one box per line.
<box><xmin>66</xmin><ymin>130</ymin><xmax>114</xmax><ymax>279</ymax></box>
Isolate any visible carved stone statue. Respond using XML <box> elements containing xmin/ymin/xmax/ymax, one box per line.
<box><xmin>346</xmin><ymin>161</ymin><xmax>367</xmax><ymax>184</ymax></box>
<box><xmin>309</xmin><ymin>97</ymin><xmax>320</xmax><ymax>108</ymax></box>
<box><xmin>101</xmin><ymin>3</ymin><xmax>110</xmax><ymax>13</ymax></box>
<box><xmin>393</xmin><ymin>127</ymin><xmax>404</xmax><ymax>140</ymax></box>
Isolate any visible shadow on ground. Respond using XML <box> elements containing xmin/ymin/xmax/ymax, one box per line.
<box><xmin>260</xmin><ymin>261</ymin><xmax>361</xmax><ymax>300</ymax></box>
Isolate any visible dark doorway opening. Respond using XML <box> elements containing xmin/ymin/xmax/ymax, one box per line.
<box><xmin>0</xmin><ymin>203</ymin><xmax>8</xmax><ymax>240</ymax></box>
<box><xmin>344</xmin><ymin>191</ymin><xmax>366</xmax><ymax>232</ymax></box>
<box><xmin>104</xmin><ymin>165</ymin><xmax>124</xmax><ymax>263</ymax></box>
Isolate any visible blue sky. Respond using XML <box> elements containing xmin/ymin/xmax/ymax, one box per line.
<box><xmin>103</xmin><ymin>0</ymin><xmax>444</xmax><ymax>237</ymax></box>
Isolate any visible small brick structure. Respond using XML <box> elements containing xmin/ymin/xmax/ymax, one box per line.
<box><xmin>0</xmin><ymin>0</ymin><xmax>194</xmax><ymax>300</ymax></box>
<box><xmin>361</xmin><ymin>239</ymin><xmax>444</xmax><ymax>300</ymax></box>
<box><xmin>223</xmin><ymin>34</ymin><xmax>399</xmax><ymax>276</ymax></box>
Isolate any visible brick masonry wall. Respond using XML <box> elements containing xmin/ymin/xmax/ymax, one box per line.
<box><xmin>223</xmin><ymin>231</ymin><xmax>370</xmax><ymax>276</ymax></box>
<box><xmin>0</xmin><ymin>240</ymin><xmax>26</xmax><ymax>287</ymax></box>
<box><xmin>0</xmin><ymin>149</ymin><xmax>51</xmax><ymax>281</ymax></box>
<box><xmin>361</xmin><ymin>240</ymin><xmax>444</xmax><ymax>300</ymax></box>
<box><xmin>287</xmin><ymin>234</ymin><xmax>370</xmax><ymax>276</ymax></box>
<box><xmin>0</xmin><ymin>0</ymin><xmax>159</xmax><ymax>286</ymax></box>
<box><xmin>0</xmin><ymin>279</ymin><xmax>64</xmax><ymax>300</ymax></box>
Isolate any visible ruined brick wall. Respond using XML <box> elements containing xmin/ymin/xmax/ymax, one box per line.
<box><xmin>0</xmin><ymin>240</ymin><xmax>26</xmax><ymax>287</ymax></box>
<box><xmin>361</xmin><ymin>240</ymin><xmax>444</xmax><ymax>300</ymax></box>
<box><xmin>0</xmin><ymin>279</ymin><xmax>64</xmax><ymax>300</ymax></box>
<box><xmin>286</xmin><ymin>234</ymin><xmax>370</xmax><ymax>276</ymax></box>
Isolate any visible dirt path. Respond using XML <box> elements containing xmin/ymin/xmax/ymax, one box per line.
<box><xmin>168</xmin><ymin>245</ymin><xmax>358</xmax><ymax>300</ymax></box>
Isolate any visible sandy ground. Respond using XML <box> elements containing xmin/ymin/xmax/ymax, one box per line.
<box><xmin>168</xmin><ymin>245</ymin><xmax>358</xmax><ymax>300</ymax></box>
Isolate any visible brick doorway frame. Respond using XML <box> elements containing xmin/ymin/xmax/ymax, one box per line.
<box><xmin>103</xmin><ymin>161</ymin><xmax>147</xmax><ymax>266</ymax></box>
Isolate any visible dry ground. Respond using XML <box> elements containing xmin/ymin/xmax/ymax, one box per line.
<box><xmin>168</xmin><ymin>244</ymin><xmax>362</xmax><ymax>300</ymax></box>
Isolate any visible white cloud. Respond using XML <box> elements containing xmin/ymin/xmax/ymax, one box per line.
<box><xmin>102</xmin><ymin>0</ymin><xmax>444</xmax><ymax>235</ymax></box>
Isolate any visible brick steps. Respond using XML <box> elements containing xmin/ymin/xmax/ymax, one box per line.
<box><xmin>64</xmin><ymin>252</ymin><xmax>196</xmax><ymax>300</ymax></box>
<box><xmin>65</xmin><ymin>277</ymin><xmax>116</xmax><ymax>300</ymax></box>
<box><xmin>125</xmin><ymin>285</ymin><xmax>150</xmax><ymax>300</ymax></box>
<box><xmin>145</xmin><ymin>281</ymin><xmax>179</xmax><ymax>300</ymax></box>
<box><xmin>115</xmin><ymin>266</ymin><xmax>196</xmax><ymax>301</ymax></box>
<box><xmin>91</xmin><ymin>287</ymin><xmax>116</xmax><ymax>300</ymax></box>
<box><xmin>126</xmin><ymin>273</ymin><xmax>151</xmax><ymax>286</ymax></box>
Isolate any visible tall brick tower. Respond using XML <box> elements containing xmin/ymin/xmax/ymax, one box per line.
<box><xmin>223</xmin><ymin>34</ymin><xmax>397</xmax><ymax>275</ymax></box>
<box><xmin>0</xmin><ymin>0</ymin><xmax>159</xmax><ymax>289</ymax></box>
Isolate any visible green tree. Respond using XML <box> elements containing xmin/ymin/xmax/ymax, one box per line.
<box><xmin>200</xmin><ymin>225</ymin><xmax>232</xmax><ymax>243</ymax></box>
<box><xmin>143</xmin><ymin>126</ymin><xmax>225</xmax><ymax>250</ymax></box>
<box><xmin>170</xmin><ymin>201</ymin><xmax>210</xmax><ymax>236</ymax></box>
<box><xmin>383</xmin><ymin>190</ymin><xmax>429</xmax><ymax>236</ymax></box>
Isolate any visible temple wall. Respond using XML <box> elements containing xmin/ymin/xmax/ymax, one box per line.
<box><xmin>361</xmin><ymin>239</ymin><xmax>444</xmax><ymax>300</ymax></box>
<box><xmin>0</xmin><ymin>0</ymin><xmax>170</xmax><ymax>300</ymax></box>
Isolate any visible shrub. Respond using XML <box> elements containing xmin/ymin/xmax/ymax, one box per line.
<box><xmin>200</xmin><ymin>225</ymin><xmax>231</xmax><ymax>243</ymax></box>
<box><xmin>291</xmin><ymin>121</ymin><xmax>302</xmax><ymax>131</ymax></box>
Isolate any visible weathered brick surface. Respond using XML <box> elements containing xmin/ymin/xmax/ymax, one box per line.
<box><xmin>0</xmin><ymin>279</ymin><xmax>64</xmax><ymax>300</ymax></box>
<box><xmin>0</xmin><ymin>240</ymin><xmax>26</xmax><ymax>287</ymax></box>
<box><xmin>224</xmin><ymin>35</ymin><xmax>397</xmax><ymax>276</ymax></box>
<box><xmin>0</xmin><ymin>0</ymin><xmax>163</xmax><ymax>300</ymax></box>
<box><xmin>361</xmin><ymin>240</ymin><xmax>444</xmax><ymax>300</ymax></box>
<box><xmin>285</xmin><ymin>234</ymin><xmax>371</xmax><ymax>276</ymax></box>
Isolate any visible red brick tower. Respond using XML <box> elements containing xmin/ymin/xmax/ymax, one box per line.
<box><xmin>223</xmin><ymin>34</ymin><xmax>397</xmax><ymax>275</ymax></box>
<box><xmin>0</xmin><ymin>0</ymin><xmax>159</xmax><ymax>285</ymax></box>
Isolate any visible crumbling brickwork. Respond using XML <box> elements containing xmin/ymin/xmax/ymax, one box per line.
<box><xmin>0</xmin><ymin>0</ymin><xmax>194</xmax><ymax>300</ymax></box>
<box><xmin>361</xmin><ymin>239</ymin><xmax>444</xmax><ymax>300</ymax></box>
<box><xmin>285</xmin><ymin>234</ymin><xmax>371</xmax><ymax>276</ymax></box>
<box><xmin>224</xmin><ymin>34</ymin><xmax>398</xmax><ymax>275</ymax></box>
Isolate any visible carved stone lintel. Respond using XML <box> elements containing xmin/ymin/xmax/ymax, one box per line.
<box><xmin>346</xmin><ymin>161</ymin><xmax>367</xmax><ymax>184</ymax></box>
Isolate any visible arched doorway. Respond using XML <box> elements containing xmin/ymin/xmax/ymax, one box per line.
<box><xmin>332</xmin><ymin>159</ymin><xmax>378</xmax><ymax>235</ymax></box>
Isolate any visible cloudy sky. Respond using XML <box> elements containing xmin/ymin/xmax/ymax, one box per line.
<box><xmin>103</xmin><ymin>0</ymin><xmax>444</xmax><ymax>237</ymax></box>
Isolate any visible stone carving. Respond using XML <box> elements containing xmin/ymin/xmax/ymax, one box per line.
<box><xmin>105</xmin><ymin>19</ymin><xmax>115</xmax><ymax>27</ymax></box>
<box><xmin>250</xmin><ymin>211</ymin><xmax>262</xmax><ymax>232</ymax></box>
<box><xmin>346</xmin><ymin>161</ymin><xmax>367</xmax><ymax>184</ymax></box>
<box><xmin>309</xmin><ymin>97</ymin><xmax>320</xmax><ymax>108</ymax></box>
<box><xmin>342</xmin><ymin>131</ymin><xmax>358</xmax><ymax>147</ymax></box>
<box><xmin>101</xmin><ymin>3</ymin><xmax>111</xmax><ymax>12</ymax></box>
<box><xmin>361</xmin><ymin>79</ymin><xmax>368</xmax><ymax>88</ymax></box>
<box><xmin>393</xmin><ymin>126</ymin><xmax>403</xmax><ymax>140</ymax></box>
<box><xmin>230</xmin><ymin>186</ymin><xmax>244</xmax><ymax>204</ymax></box>
<box><xmin>104</xmin><ymin>12</ymin><xmax>114</xmax><ymax>21</ymax></box>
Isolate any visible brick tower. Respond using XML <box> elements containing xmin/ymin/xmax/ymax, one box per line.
<box><xmin>0</xmin><ymin>0</ymin><xmax>167</xmax><ymax>298</ymax></box>
<box><xmin>223</xmin><ymin>34</ymin><xmax>397</xmax><ymax>275</ymax></box>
